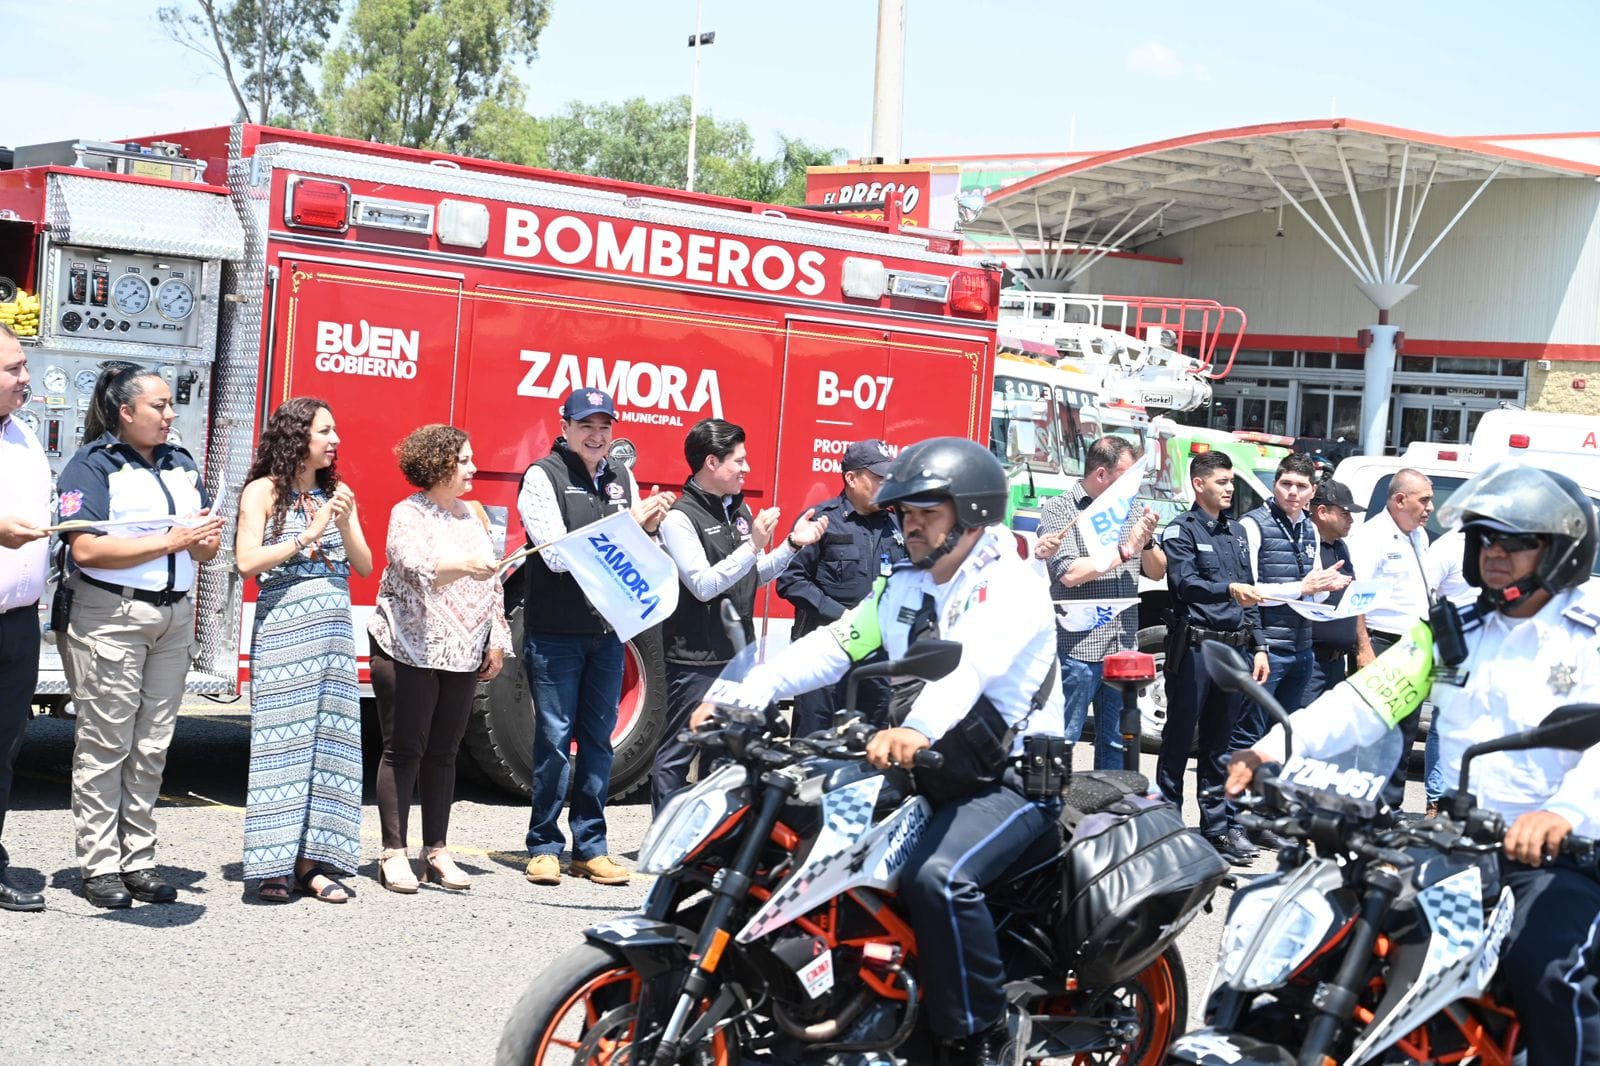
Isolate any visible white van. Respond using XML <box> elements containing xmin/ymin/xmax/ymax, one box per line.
<box><xmin>1471</xmin><ymin>409</ymin><xmax>1600</xmax><ymax>487</ymax></box>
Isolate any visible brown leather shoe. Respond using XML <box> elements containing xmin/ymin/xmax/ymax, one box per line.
<box><xmin>570</xmin><ymin>855</ymin><xmax>631</xmax><ymax>885</ymax></box>
<box><xmin>524</xmin><ymin>853</ymin><xmax>561</xmax><ymax>885</ymax></box>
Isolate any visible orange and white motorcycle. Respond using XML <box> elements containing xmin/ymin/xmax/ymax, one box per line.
<box><xmin>1167</xmin><ymin>643</ymin><xmax>1600</xmax><ymax>1066</ymax></box>
<box><xmin>498</xmin><ymin>639</ymin><xmax>1223</xmax><ymax>1065</ymax></box>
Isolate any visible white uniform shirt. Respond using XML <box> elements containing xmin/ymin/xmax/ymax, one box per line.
<box><xmin>1427</xmin><ymin>528</ymin><xmax>1478</xmax><ymax>608</ymax></box>
<box><xmin>0</xmin><ymin>412</ymin><xmax>50</xmax><ymax>611</ymax></box>
<box><xmin>738</xmin><ymin>525</ymin><xmax>1064</xmax><ymax>752</ymax></box>
<box><xmin>1256</xmin><ymin>584</ymin><xmax>1600</xmax><ymax>837</ymax></box>
<box><xmin>1346</xmin><ymin>509</ymin><xmax>1439</xmax><ymax>635</ymax></box>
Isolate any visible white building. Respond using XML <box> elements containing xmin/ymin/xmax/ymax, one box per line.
<box><xmin>963</xmin><ymin>119</ymin><xmax>1600</xmax><ymax>453</ymax></box>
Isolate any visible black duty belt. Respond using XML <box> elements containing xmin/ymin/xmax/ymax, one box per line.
<box><xmin>79</xmin><ymin>574</ymin><xmax>188</xmax><ymax>607</ymax></box>
<box><xmin>0</xmin><ymin>601</ymin><xmax>39</xmax><ymax>618</ymax></box>
<box><xmin>1189</xmin><ymin>626</ymin><xmax>1251</xmax><ymax>648</ymax></box>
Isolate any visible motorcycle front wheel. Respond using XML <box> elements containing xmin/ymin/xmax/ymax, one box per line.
<box><xmin>495</xmin><ymin>942</ymin><xmax>739</xmax><ymax>1066</ymax></box>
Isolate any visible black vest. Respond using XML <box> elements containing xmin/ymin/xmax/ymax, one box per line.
<box><xmin>1246</xmin><ymin>502</ymin><xmax>1314</xmax><ymax>651</ymax></box>
<box><xmin>663</xmin><ymin>479</ymin><xmax>757</xmax><ymax>665</ymax></box>
<box><xmin>1311</xmin><ymin>537</ymin><xmax>1360</xmax><ymax>652</ymax></box>
<box><xmin>522</xmin><ymin>441</ymin><xmax>634</xmax><ymax>635</ymax></box>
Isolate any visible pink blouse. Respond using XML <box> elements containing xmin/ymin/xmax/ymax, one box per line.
<box><xmin>368</xmin><ymin>494</ymin><xmax>513</xmax><ymax>672</ymax></box>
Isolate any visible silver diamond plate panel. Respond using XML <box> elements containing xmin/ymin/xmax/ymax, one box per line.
<box><xmin>190</xmin><ymin>136</ymin><xmax>270</xmax><ymax>685</ymax></box>
<box><xmin>253</xmin><ymin>142</ymin><xmax>972</xmax><ymax>267</ymax></box>
<box><xmin>46</xmin><ymin>173</ymin><xmax>246</xmax><ymax>260</ymax></box>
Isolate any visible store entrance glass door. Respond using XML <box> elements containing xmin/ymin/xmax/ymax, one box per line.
<box><xmin>1395</xmin><ymin>399</ymin><xmax>1465</xmax><ymax>449</ymax></box>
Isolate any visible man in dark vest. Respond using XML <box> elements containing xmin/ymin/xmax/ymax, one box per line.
<box><xmin>652</xmin><ymin>417</ymin><xmax>827</xmax><ymax>811</ymax></box>
<box><xmin>1228</xmin><ymin>453</ymin><xmax>1350</xmax><ymax>853</ymax></box>
<box><xmin>776</xmin><ymin>438</ymin><xmax>905</xmax><ymax>737</ymax></box>
<box><xmin>1300</xmin><ymin>478</ymin><xmax>1375</xmax><ymax>705</ymax></box>
<box><xmin>518</xmin><ymin>388</ymin><xmax>675</xmax><ymax>887</ymax></box>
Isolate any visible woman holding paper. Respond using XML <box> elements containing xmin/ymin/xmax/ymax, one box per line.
<box><xmin>367</xmin><ymin>424</ymin><xmax>511</xmax><ymax>893</ymax></box>
<box><xmin>53</xmin><ymin>363</ymin><xmax>225</xmax><ymax>909</ymax></box>
<box><xmin>234</xmin><ymin>397</ymin><xmax>372</xmax><ymax>903</ymax></box>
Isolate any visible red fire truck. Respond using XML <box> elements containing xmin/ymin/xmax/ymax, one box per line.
<box><xmin>0</xmin><ymin>127</ymin><xmax>1001</xmax><ymax>797</ymax></box>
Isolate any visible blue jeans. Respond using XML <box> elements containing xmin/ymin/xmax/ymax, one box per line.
<box><xmin>523</xmin><ymin>631</ymin><xmax>625</xmax><ymax>861</ymax></box>
<box><xmin>1424</xmin><ymin>722</ymin><xmax>1443</xmax><ymax>804</ymax></box>
<box><xmin>1059</xmin><ymin>656</ymin><xmax>1126</xmax><ymax>771</ymax></box>
<box><xmin>1231</xmin><ymin>645</ymin><xmax>1314</xmax><ymax>752</ymax></box>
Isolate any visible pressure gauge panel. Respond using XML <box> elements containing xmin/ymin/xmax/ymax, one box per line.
<box><xmin>41</xmin><ymin>366</ymin><xmax>68</xmax><ymax>394</ymax></box>
<box><xmin>112</xmin><ymin>274</ymin><xmax>152</xmax><ymax>315</ymax></box>
<box><xmin>157</xmin><ymin>279</ymin><xmax>195</xmax><ymax>321</ymax></box>
<box><xmin>48</xmin><ymin>247</ymin><xmax>207</xmax><ymax>348</ymax></box>
<box><xmin>13</xmin><ymin>408</ymin><xmax>39</xmax><ymax>438</ymax></box>
<box><xmin>75</xmin><ymin>369</ymin><xmax>98</xmax><ymax>394</ymax></box>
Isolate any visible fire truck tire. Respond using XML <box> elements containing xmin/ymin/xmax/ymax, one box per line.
<box><xmin>1135</xmin><ymin>625</ymin><xmax>1172</xmax><ymax>753</ymax></box>
<box><xmin>462</xmin><ymin>605</ymin><xmax>667</xmax><ymax>801</ymax></box>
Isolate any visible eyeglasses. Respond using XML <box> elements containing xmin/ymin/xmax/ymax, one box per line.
<box><xmin>1477</xmin><ymin>529</ymin><xmax>1543</xmax><ymax>553</ymax></box>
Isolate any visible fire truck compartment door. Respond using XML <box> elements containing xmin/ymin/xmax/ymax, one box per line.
<box><xmin>269</xmin><ymin>257</ymin><xmax>465</xmax><ymax>654</ymax></box>
<box><xmin>775</xmin><ymin>318</ymin><xmax>989</xmax><ymax>514</ymax></box>
<box><xmin>47</xmin><ymin>172</ymin><xmax>245</xmax><ymax>259</ymax></box>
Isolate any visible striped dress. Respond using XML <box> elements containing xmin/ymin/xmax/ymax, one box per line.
<box><xmin>243</xmin><ymin>490</ymin><xmax>363</xmax><ymax>879</ymax></box>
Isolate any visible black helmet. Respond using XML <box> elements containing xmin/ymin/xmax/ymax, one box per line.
<box><xmin>1436</xmin><ymin>461</ymin><xmax>1598</xmax><ymax>608</ymax></box>
<box><xmin>875</xmin><ymin>437</ymin><xmax>1008</xmax><ymax>568</ymax></box>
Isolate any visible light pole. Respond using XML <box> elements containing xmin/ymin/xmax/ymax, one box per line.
<box><xmin>685</xmin><ymin>0</ymin><xmax>715</xmax><ymax>192</ymax></box>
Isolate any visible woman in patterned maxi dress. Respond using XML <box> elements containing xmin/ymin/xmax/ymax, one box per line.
<box><xmin>235</xmin><ymin>398</ymin><xmax>373</xmax><ymax>902</ymax></box>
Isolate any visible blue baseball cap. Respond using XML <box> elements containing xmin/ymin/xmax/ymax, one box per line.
<box><xmin>562</xmin><ymin>388</ymin><xmax>617</xmax><ymax>421</ymax></box>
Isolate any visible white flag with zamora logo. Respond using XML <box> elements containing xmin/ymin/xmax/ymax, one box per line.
<box><xmin>529</xmin><ymin>510</ymin><xmax>680</xmax><ymax>642</ymax></box>
<box><xmin>1072</xmin><ymin>450</ymin><xmax>1150</xmax><ymax>571</ymax></box>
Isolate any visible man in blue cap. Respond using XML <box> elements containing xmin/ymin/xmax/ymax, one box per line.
<box><xmin>518</xmin><ymin>387</ymin><xmax>674</xmax><ymax>887</ymax></box>
<box><xmin>777</xmin><ymin>439</ymin><xmax>907</xmax><ymax>736</ymax></box>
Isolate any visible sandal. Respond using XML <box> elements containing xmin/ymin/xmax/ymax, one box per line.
<box><xmin>294</xmin><ymin>864</ymin><xmax>351</xmax><ymax>904</ymax></box>
<box><xmin>256</xmin><ymin>876</ymin><xmax>292</xmax><ymax>903</ymax></box>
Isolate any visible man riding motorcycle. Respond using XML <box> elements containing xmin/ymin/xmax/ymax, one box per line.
<box><xmin>696</xmin><ymin>436</ymin><xmax>1065</xmax><ymax>1066</ymax></box>
<box><xmin>1228</xmin><ymin>461</ymin><xmax>1600</xmax><ymax>1065</ymax></box>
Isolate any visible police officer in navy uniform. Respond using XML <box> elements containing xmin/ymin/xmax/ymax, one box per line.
<box><xmin>776</xmin><ymin>438</ymin><xmax>905</xmax><ymax>736</ymax></box>
<box><xmin>1159</xmin><ymin>450</ymin><xmax>1269</xmax><ymax>866</ymax></box>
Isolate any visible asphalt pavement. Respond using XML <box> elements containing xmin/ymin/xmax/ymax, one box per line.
<box><xmin>0</xmin><ymin>703</ymin><xmax>1429</xmax><ymax>1064</ymax></box>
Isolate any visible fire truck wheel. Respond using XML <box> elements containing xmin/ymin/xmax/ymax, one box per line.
<box><xmin>1135</xmin><ymin>625</ymin><xmax>1178</xmax><ymax>754</ymax></box>
<box><xmin>461</xmin><ymin>605</ymin><xmax>668</xmax><ymax>801</ymax></box>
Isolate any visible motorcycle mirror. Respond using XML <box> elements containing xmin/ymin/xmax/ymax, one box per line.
<box><xmin>1199</xmin><ymin>640</ymin><xmax>1294</xmax><ymax>763</ymax></box>
<box><xmin>1457</xmin><ymin>703</ymin><xmax>1600</xmax><ymax>796</ymax></box>
<box><xmin>1200</xmin><ymin>640</ymin><xmax>1252</xmax><ymax>691</ymax></box>
<box><xmin>842</xmin><ymin>640</ymin><xmax>963</xmax><ymax>720</ymax></box>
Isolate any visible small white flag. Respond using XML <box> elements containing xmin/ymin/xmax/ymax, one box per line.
<box><xmin>1265</xmin><ymin>579</ymin><xmax>1392</xmax><ymax>622</ymax></box>
<box><xmin>1056</xmin><ymin>598</ymin><xmax>1140</xmax><ymax>632</ymax></box>
<box><xmin>1071</xmin><ymin>451</ymin><xmax>1149</xmax><ymax>571</ymax></box>
<box><xmin>547</xmin><ymin>511</ymin><xmax>680</xmax><ymax>642</ymax></box>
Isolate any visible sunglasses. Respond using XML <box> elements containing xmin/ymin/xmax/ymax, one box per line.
<box><xmin>1477</xmin><ymin>529</ymin><xmax>1543</xmax><ymax>553</ymax></box>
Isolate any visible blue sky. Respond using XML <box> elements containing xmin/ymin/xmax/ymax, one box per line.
<box><xmin>3</xmin><ymin>0</ymin><xmax>1597</xmax><ymax>159</ymax></box>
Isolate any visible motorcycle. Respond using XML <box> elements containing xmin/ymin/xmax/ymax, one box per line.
<box><xmin>1166</xmin><ymin>641</ymin><xmax>1600</xmax><ymax>1066</ymax></box>
<box><xmin>498</xmin><ymin>635</ymin><xmax>1226</xmax><ymax>1065</ymax></box>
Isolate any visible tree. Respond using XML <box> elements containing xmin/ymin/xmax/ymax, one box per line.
<box><xmin>539</xmin><ymin>96</ymin><xmax>841</xmax><ymax>203</ymax></box>
<box><xmin>158</xmin><ymin>0</ymin><xmax>340</xmax><ymax>125</ymax></box>
<box><xmin>317</xmin><ymin>0</ymin><xmax>551</xmax><ymax>151</ymax></box>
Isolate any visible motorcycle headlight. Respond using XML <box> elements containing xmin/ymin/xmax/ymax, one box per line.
<box><xmin>1216</xmin><ymin>882</ymin><xmax>1283</xmax><ymax>984</ymax></box>
<box><xmin>637</xmin><ymin>763</ymin><xmax>748</xmax><ymax>875</ymax></box>
<box><xmin>1220</xmin><ymin>879</ymin><xmax>1341</xmax><ymax>992</ymax></box>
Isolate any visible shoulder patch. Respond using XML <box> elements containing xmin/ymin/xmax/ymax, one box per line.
<box><xmin>58</xmin><ymin>489</ymin><xmax>84</xmax><ymax>518</ymax></box>
<box><xmin>1563</xmin><ymin>600</ymin><xmax>1600</xmax><ymax>633</ymax></box>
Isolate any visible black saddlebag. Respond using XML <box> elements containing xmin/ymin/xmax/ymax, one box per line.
<box><xmin>1055</xmin><ymin>788</ymin><xmax>1226</xmax><ymax>987</ymax></box>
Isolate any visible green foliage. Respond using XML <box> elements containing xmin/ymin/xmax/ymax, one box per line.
<box><xmin>537</xmin><ymin>96</ymin><xmax>842</xmax><ymax>203</ymax></box>
<box><xmin>158</xmin><ymin>0</ymin><xmax>341</xmax><ymax>124</ymax></box>
<box><xmin>318</xmin><ymin>0</ymin><xmax>551</xmax><ymax>151</ymax></box>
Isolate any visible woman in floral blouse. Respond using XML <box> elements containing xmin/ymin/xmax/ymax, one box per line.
<box><xmin>368</xmin><ymin>425</ymin><xmax>511</xmax><ymax>894</ymax></box>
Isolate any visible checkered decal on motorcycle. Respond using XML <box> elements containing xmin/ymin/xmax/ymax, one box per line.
<box><xmin>822</xmin><ymin>779</ymin><xmax>881</xmax><ymax>843</ymax></box>
<box><xmin>1418</xmin><ymin>869</ymin><xmax>1484</xmax><ymax>975</ymax></box>
<box><xmin>1351</xmin><ymin>866</ymin><xmax>1486</xmax><ymax>1061</ymax></box>
<box><xmin>737</xmin><ymin>777</ymin><xmax>884</xmax><ymax>941</ymax></box>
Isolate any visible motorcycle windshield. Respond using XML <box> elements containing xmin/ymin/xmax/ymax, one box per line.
<box><xmin>1274</xmin><ymin>719</ymin><xmax>1404</xmax><ymax>819</ymax></box>
<box><xmin>701</xmin><ymin>637</ymin><xmax>786</xmax><ymax>724</ymax></box>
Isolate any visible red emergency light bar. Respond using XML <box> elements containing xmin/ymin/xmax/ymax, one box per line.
<box><xmin>1508</xmin><ymin>433</ymin><xmax>1530</xmax><ymax>448</ymax></box>
<box><xmin>286</xmin><ymin>176</ymin><xmax>351</xmax><ymax>232</ymax></box>
<box><xmin>949</xmin><ymin>269</ymin><xmax>996</xmax><ymax>316</ymax></box>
